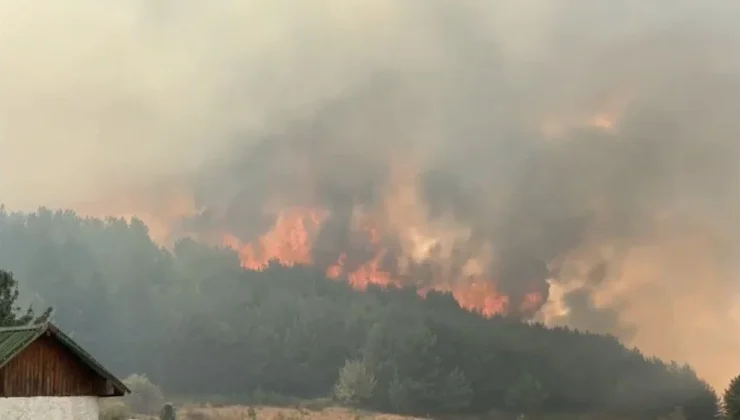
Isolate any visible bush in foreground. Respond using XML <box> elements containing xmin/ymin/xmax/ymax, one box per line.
<box><xmin>99</xmin><ymin>399</ymin><xmax>132</xmax><ymax>420</ymax></box>
<box><xmin>123</xmin><ymin>373</ymin><xmax>166</xmax><ymax>415</ymax></box>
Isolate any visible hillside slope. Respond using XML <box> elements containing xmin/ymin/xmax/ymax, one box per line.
<box><xmin>0</xmin><ymin>207</ymin><xmax>719</xmax><ymax>419</ymax></box>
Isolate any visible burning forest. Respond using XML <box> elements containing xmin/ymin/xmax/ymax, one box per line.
<box><xmin>2</xmin><ymin>0</ymin><xmax>740</xmax><ymax>395</ymax></box>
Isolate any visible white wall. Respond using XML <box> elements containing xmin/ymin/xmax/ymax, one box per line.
<box><xmin>0</xmin><ymin>396</ymin><xmax>99</xmax><ymax>420</ymax></box>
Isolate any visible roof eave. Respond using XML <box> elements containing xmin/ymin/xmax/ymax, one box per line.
<box><xmin>45</xmin><ymin>324</ymin><xmax>131</xmax><ymax>395</ymax></box>
<box><xmin>0</xmin><ymin>323</ymin><xmax>47</xmax><ymax>370</ymax></box>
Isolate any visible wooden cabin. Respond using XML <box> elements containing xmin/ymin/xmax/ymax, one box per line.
<box><xmin>0</xmin><ymin>322</ymin><xmax>129</xmax><ymax>420</ymax></box>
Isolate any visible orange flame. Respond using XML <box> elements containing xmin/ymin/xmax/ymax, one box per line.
<box><xmin>220</xmin><ymin>206</ymin><xmax>518</xmax><ymax>317</ymax></box>
<box><xmin>452</xmin><ymin>281</ymin><xmax>510</xmax><ymax>317</ymax></box>
<box><xmin>224</xmin><ymin>207</ymin><xmax>328</xmax><ymax>271</ymax></box>
<box><xmin>82</xmin><ymin>188</ymin><xmax>522</xmax><ymax>318</ymax></box>
<box><xmin>327</xmin><ymin>250</ymin><xmax>395</xmax><ymax>290</ymax></box>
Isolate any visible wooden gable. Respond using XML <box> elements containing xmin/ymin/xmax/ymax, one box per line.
<box><xmin>0</xmin><ymin>334</ymin><xmax>110</xmax><ymax>397</ymax></box>
<box><xmin>0</xmin><ymin>323</ymin><xmax>128</xmax><ymax>398</ymax></box>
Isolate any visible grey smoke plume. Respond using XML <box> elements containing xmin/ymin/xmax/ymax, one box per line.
<box><xmin>2</xmin><ymin>0</ymin><xmax>740</xmax><ymax>391</ymax></box>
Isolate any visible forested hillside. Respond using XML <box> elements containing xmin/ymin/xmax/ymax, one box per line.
<box><xmin>0</xmin><ymin>207</ymin><xmax>719</xmax><ymax>419</ymax></box>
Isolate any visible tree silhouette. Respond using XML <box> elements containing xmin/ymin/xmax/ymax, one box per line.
<box><xmin>724</xmin><ymin>374</ymin><xmax>740</xmax><ymax>420</ymax></box>
<box><xmin>0</xmin><ymin>269</ymin><xmax>52</xmax><ymax>327</ymax></box>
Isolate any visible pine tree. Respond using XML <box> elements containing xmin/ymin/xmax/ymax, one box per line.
<box><xmin>0</xmin><ymin>269</ymin><xmax>52</xmax><ymax>327</ymax></box>
<box><xmin>724</xmin><ymin>375</ymin><xmax>740</xmax><ymax>420</ymax></box>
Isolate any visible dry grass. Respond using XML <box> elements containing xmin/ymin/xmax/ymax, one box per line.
<box><xmin>130</xmin><ymin>404</ymin><xmax>634</xmax><ymax>420</ymax></box>
<box><xmin>177</xmin><ymin>404</ymin><xmax>431</xmax><ymax>420</ymax></box>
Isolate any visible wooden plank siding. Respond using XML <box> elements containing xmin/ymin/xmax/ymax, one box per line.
<box><xmin>0</xmin><ymin>333</ymin><xmax>106</xmax><ymax>397</ymax></box>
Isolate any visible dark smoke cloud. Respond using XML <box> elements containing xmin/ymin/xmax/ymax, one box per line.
<box><xmin>190</xmin><ymin>1</ymin><xmax>740</xmax><ymax>389</ymax></box>
<box><xmin>3</xmin><ymin>0</ymin><xmax>740</xmax><ymax>390</ymax></box>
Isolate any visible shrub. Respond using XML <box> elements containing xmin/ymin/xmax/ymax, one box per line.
<box><xmin>123</xmin><ymin>373</ymin><xmax>166</xmax><ymax>415</ymax></box>
<box><xmin>160</xmin><ymin>402</ymin><xmax>177</xmax><ymax>420</ymax></box>
<box><xmin>99</xmin><ymin>399</ymin><xmax>132</xmax><ymax>420</ymax></box>
<box><xmin>333</xmin><ymin>358</ymin><xmax>376</xmax><ymax>406</ymax></box>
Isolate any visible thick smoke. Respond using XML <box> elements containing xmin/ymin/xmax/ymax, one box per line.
<box><xmin>2</xmin><ymin>0</ymin><xmax>740</xmax><ymax>391</ymax></box>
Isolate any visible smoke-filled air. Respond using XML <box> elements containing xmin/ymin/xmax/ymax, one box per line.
<box><xmin>2</xmin><ymin>0</ymin><xmax>740</xmax><ymax>403</ymax></box>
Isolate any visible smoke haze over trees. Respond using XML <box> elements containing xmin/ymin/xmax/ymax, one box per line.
<box><xmin>0</xmin><ymin>207</ymin><xmax>720</xmax><ymax>418</ymax></box>
<box><xmin>2</xmin><ymin>0</ymin><xmax>740</xmax><ymax>412</ymax></box>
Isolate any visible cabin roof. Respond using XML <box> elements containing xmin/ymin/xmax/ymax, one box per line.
<box><xmin>0</xmin><ymin>322</ymin><xmax>129</xmax><ymax>396</ymax></box>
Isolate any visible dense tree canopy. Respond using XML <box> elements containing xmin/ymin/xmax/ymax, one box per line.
<box><xmin>0</xmin><ymin>206</ymin><xmax>720</xmax><ymax>419</ymax></box>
